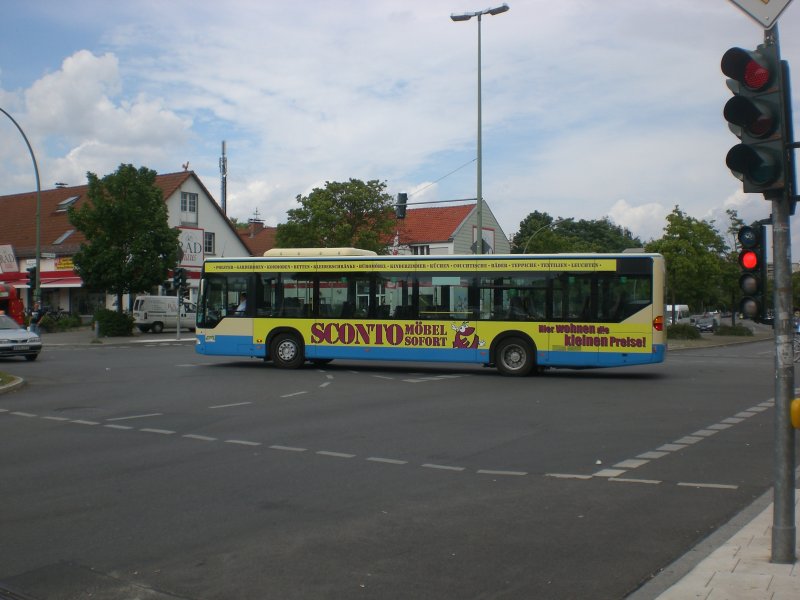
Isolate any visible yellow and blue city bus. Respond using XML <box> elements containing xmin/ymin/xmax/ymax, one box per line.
<box><xmin>195</xmin><ymin>248</ymin><xmax>666</xmax><ymax>375</ymax></box>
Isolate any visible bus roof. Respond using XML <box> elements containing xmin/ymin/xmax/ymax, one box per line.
<box><xmin>263</xmin><ymin>248</ymin><xmax>377</xmax><ymax>257</ymax></box>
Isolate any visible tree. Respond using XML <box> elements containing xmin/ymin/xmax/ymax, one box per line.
<box><xmin>645</xmin><ymin>206</ymin><xmax>728</xmax><ymax>313</ymax></box>
<box><xmin>511</xmin><ymin>211</ymin><xmax>642</xmax><ymax>253</ymax></box>
<box><xmin>69</xmin><ymin>164</ymin><xmax>181</xmax><ymax>313</ymax></box>
<box><xmin>275</xmin><ymin>179</ymin><xmax>395</xmax><ymax>252</ymax></box>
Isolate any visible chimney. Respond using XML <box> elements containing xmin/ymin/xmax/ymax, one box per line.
<box><xmin>248</xmin><ymin>218</ymin><xmax>264</xmax><ymax>238</ymax></box>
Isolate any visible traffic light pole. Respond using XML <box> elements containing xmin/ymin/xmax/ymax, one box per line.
<box><xmin>766</xmin><ymin>25</ymin><xmax>796</xmax><ymax>566</ymax></box>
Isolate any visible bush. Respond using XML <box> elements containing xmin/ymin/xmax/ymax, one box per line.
<box><xmin>37</xmin><ymin>315</ymin><xmax>55</xmax><ymax>333</ymax></box>
<box><xmin>715</xmin><ymin>324</ymin><xmax>754</xmax><ymax>337</ymax></box>
<box><xmin>37</xmin><ymin>313</ymin><xmax>83</xmax><ymax>333</ymax></box>
<box><xmin>94</xmin><ymin>308</ymin><xmax>134</xmax><ymax>337</ymax></box>
<box><xmin>667</xmin><ymin>324</ymin><xmax>701</xmax><ymax>340</ymax></box>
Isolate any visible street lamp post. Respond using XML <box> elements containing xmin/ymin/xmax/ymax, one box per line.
<box><xmin>0</xmin><ymin>108</ymin><xmax>41</xmax><ymax>304</ymax></box>
<box><xmin>451</xmin><ymin>3</ymin><xmax>509</xmax><ymax>255</ymax></box>
<box><xmin>521</xmin><ymin>218</ymin><xmax>572</xmax><ymax>254</ymax></box>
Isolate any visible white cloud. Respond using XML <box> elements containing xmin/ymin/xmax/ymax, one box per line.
<box><xmin>3</xmin><ymin>0</ymin><xmax>800</xmax><ymax>254</ymax></box>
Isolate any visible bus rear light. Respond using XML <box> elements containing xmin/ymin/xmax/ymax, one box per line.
<box><xmin>653</xmin><ymin>316</ymin><xmax>664</xmax><ymax>331</ymax></box>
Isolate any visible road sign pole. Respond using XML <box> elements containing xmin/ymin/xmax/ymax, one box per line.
<box><xmin>766</xmin><ymin>24</ymin><xmax>797</xmax><ymax>566</ymax></box>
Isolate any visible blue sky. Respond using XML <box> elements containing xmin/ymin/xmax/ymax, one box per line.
<box><xmin>2</xmin><ymin>0</ymin><xmax>800</xmax><ymax>252</ymax></box>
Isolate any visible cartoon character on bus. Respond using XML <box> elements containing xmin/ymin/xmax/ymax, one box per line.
<box><xmin>452</xmin><ymin>321</ymin><xmax>485</xmax><ymax>349</ymax></box>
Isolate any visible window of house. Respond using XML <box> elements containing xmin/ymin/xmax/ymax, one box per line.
<box><xmin>53</xmin><ymin>229</ymin><xmax>75</xmax><ymax>245</ymax></box>
<box><xmin>181</xmin><ymin>192</ymin><xmax>198</xmax><ymax>224</ymax></box>
<box><xmin>55</xmin><ymin>196</ymin><xmax>80</xmax><ymax>212</ymax></box>
<box><xmin>204</xmin><ymin>231</ymin><xmax>215</xmax><ymax>255</ymax></box>
<box><xmin>412</xmin><ymin>245</ymin><xmax>430</xmax><ymax>255</ymax></box>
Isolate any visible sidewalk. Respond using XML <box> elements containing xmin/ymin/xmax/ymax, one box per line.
<box><xmin>39</xmin><ymin>325</ymin><xmax>196</xmax><ymax>346</ymax></box>
<box><xmin>629</xmin><ymin>488</ymin><xmax>800</xmax><ymax>599</ymax></box>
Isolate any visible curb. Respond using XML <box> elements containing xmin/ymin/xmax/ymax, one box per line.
<box><xmin>0</xmin><ymin>376</ymin><xmax>25</xmax><ymax>395</ymax></box>
<box><xmin>667</xmin><ymin>335</ymin><xmax>772</xmax><ymax>351</ymax></box>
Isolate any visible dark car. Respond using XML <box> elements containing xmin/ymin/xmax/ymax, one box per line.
<box><xmin>0</xmin><ymin>314</ymin><xmax>42</xmax><ymax>361</ymax></box>
<box><xmin>693</xmin><ymin>315</ymin><xmax>717</xmax><ymax>333</ymax></box>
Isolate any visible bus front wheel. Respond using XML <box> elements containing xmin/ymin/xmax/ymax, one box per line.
<box><xmin>271</xmin><ymin>333</ymin><xmax>304</xmax><ymax>369</ymax></box>
<box><xmin>495</xmin><ymin>337</ymin><xmax>533</xmax><ymax>376</ymax></box>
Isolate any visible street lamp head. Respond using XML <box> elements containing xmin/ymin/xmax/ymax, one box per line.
<box><xmin>488</xmin><ymin>3</ymin><xmax>510</xmax><ymax>16</ymax></box>
<box><xmin>450</xmin><ymin>13</ymin><xmax>473</xmax><ymax>21</ymax></box>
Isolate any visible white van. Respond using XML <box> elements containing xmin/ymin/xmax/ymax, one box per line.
<box><xmin>132</xmin><ymin>295</ymin><xmax>196</xmax><ymax>333</ymax></box>
<box><xmin>666</xmin><ymin>304</ymin><xmax>691</xmax><ymax>325</ymax></box>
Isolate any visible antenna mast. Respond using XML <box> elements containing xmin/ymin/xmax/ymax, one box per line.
<box><xmin>219</xmin><ymin>140</ymin><xmax>228</xmax><ymax>215</ymax></box>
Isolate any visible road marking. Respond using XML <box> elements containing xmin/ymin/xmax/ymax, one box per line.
<box><xmin>610</xmin><ymin>477</ymin><xmax>661</xmax><ymax>485</ymax></box>
<box><xmin>593</xmin><ymin>468</ymin><xmax>627</xmax><ymax>478</ymax></box>
<box><xmin>678</xmin><ymin>482</ymin><xmax>739</xmax><ymax>490</ymax></box>
<box><xmin>373</xmin><ymin>375</ymin><xmax>394</xmax><ymax>380</ymax></box>
<box><xmin>209</xmin><ymin>402</ymin><xmax>252</xmax><ymax>409</ymax></box>
<box><xmin>225</xmin><ymin>439</ymin><xmax>261</xmax><ymax>447</ymax></box>
<box><xmin>319</xmin><ymin>382</ymin><xmax>331</xmax><ymax>388</ymax></box>
<box><xmin>614</xmin><ymin>459</ymin><xmax>649</xmax><ymax>469</ymax></box>
<box><xmin>674</xmin><ymin>436</ymin><xmax>703</xmax><ymax>445</ymax></box>
<box><xmin>546</xmin><ymin>473</ymin><xmax>593</xmax><ymax>480</ymax></box>
<box><xmin>104</xmin><ymin>424</ymin><xmax>133</xmax><ymax>430</ymax></box>
<box><xmin>316</xmin><ymin>450</ymin><xmax>356</xmax><ymax>458</ymax></box>
<box><xmin>140</xmin><ymin>428</ymin><xmax>175</xmax><ymax>435</ymax></box>
<box><xmin>11</xmin><ymin>411</ymin><xmax>37</xmax><ymax>417</ymax></box>
<box><xmin>722</xmin><ymin>417</ymin><xmax>744</xmax><ymax>424</ymax></box>
<box><xmin>707</xmin><ymin>423</ymin><xmax>733</xmax><ymax>431</ymax></box>
<box><xmin>280</xmin><ymin>391</ymin><xmax>307</xmax><ymax>398</ymax></box>
<box><xmin>42</xmin><ymin>416</ymin><xmax>70</xmax><ymax>422</ymax></box>
<box><xmin>735</xmin><ymin>411</ymin><xmax>756</xmax><ymax>418</ymax></box>
<box><xmin>690</xmin><ymin>429</ymin><xmax>718</xmax><ymax>438</ymax></box>
<box><xmin>107</xmin><ymin>413</ymin><xmax>163</xmax><ymax>421</ymax></box>
<box><xmin>422</xmin><ymin>463</ymin><xmax>465</xmax><ymax>472</ymax></box>
<box><xmin>182</xmin><ymin>434</ymin><xmax>217</xmax><ymax>441</ymax></box>
<box><xmin>657</xmin><ymin>444</ymin><xmax>687</xmax><ymax>452</ymax></box>
<box><xmin>269</xmin><ymin>445</ymin><xmax>307</xmax><ymax>452</ymax></box>
<box><xmin>0</xmin><ymin>409</ymin><xmax>7</xmax><ymax>413</ymax></box>
<box><xmin>637</xmin><ymin>451</ymin><xmax>668</xmax><ymax>459</ymax></box>
<box><xmin>366</xmin><ymin>457</ymin><xmax>408</xmax><ymax>465</ymax></box>
<box><xmin>477</xmin><ymin>469</ymin><xmax>527</xmax><ymax>476</ymax></box>
<box><xmin>71</xmin><ymin>420</ymin><xmax>100</xmax><ymax>425</ymax></box>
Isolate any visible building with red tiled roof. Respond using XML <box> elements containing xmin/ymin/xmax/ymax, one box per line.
<box><xmin>238</xmin><ymin>219</ymin><xmax>277</xmax><ymax>256</ymax></box>
<box><xmin>0</xmin><ymin>171</ymin><xmax>250</xmax><ymax>314</ymax></box>
<box><xmin>390</xmin><ymin>202</ymin><xmax>510</xmax><ymax>255</ymax></box>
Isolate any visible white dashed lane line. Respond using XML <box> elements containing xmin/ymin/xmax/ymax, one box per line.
<box><xmin>0</xmin><ymin>399</ymin><xmax>774</xmax><ymax>488</ymax></box>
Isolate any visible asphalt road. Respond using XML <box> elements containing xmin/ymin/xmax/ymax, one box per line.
<box><xmin>0</xmin><ymin>338</ymin><xmax>791</xmax><ymax>600</ymax></box>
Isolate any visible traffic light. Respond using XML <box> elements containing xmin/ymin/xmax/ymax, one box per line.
<box><xmin>721</xmin><ymin>43</ymin><xmax>789</xmax><ymax>195</ymax></box>
<box><xmin>395</xmin><ymin>193</ymin><xmax>407</xmax><ymax>219</ymax></box>
<box><xmin>26</xmin><ymin>265</ymin><xmax>37</xmax><ymax>287</ymax></box>
<box><xmin>737</xmin><ymin>224</ymin><xmax>768</xmax><ymax>321</ymax></box>
<box><xmin>173</xmin><ymin>267</ymin><xmax>184</xmax><ymax>288</ymax></box>
<box><xmin>179</xmin><ymin>268</ymin><xmax>188</xmax><ymax>289</ymax></box>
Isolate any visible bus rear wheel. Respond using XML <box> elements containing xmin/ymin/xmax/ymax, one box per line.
<box><xmin>271</xmin><ymin>333</ymin><xmax>304</xmax><ymax>369</ymax></box>
<box><xmin>495</xmin><ymin>337</ymin><xmax>533</xmax><ymax>376</ymax></box>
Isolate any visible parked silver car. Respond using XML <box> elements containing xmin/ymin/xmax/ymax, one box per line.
<box><xmin>0</xmin><ymin>314</ymin><xmax>42</xmax><ymax>361</ymax></box>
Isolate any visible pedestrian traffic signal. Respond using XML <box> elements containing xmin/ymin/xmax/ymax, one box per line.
<box><xmin>737</xmin><ymin>224</ymin><xmax>767</xmax><ymax>321</ymax></box>
<box><xmin>722</xmin><ymin>44</ymin><xmax>789</xmax><ymax>195</ymax></box>
<box><xmin>173</xmin><ymin>267</ymin><xmax>184</xmax><ymax>288</ymax></box>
